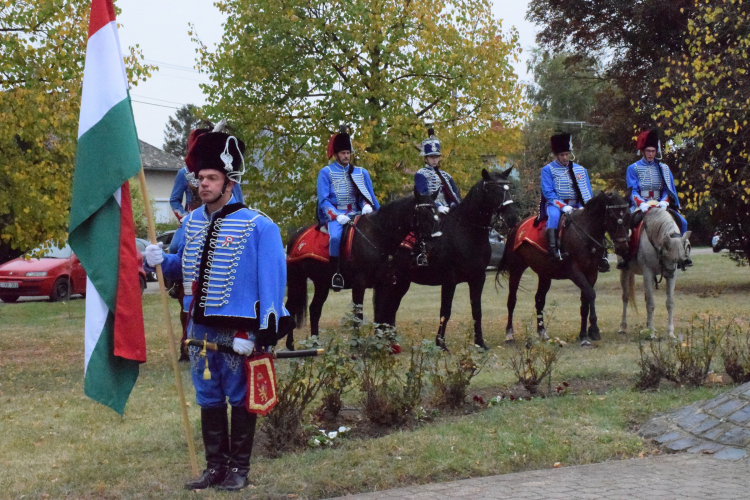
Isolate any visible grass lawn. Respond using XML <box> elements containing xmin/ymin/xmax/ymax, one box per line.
<box><xmin>0</xmin><ymin>250</ymin><xmax>745</xmax><ymax>499</ymax></box>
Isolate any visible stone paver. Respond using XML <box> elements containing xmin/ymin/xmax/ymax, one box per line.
<box><xmin>326</xmin><ymin>454</ymin><xmax>749</xmax><ymax>499</ymax></box>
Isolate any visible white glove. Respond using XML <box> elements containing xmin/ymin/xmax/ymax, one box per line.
<box><xmin>562</xmin><ymin>205</ymin><xmax>574</xmax><ymax>214</ymax></box>
<box><xmin>144</xmin><ymin>242</ymin><xmax>164</xmax><ymax>267</ymax></box>
<box><xmin>639</xmin><ymin>203</ymin><xmax>650</xmax><ymax>212</ymax></box>
<box><xmin>362</xmin><ymin>204</ymin><xmax>373</xmax><ymax>214</ymax></box>
<box><xmin>336</xmin><ymin>214</ymin><xmax>351</xmax><ymax>225</ymax></box>
<box><xmin>437</xmin><ymin>205</ymin><xmax>450</xmax><ymax>214</ymax></box>
<box><xmin>658</xmin><ymin>200</ymin><xmax>669</xmax><ymax>210</ymax></box>
<box><xmin>232</xmin><ymin>337</ymin><xmax>255</xmax><ymax>356</ymax></box>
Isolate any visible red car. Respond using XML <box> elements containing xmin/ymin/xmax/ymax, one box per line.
<box><xmin>0</xmin><ymin>243</ymin><xmax>147</xmax><ymax>303</ymax></box>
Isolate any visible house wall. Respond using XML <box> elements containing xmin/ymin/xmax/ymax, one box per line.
<box><xmin>144</xmin><ymin>170</ymin><xmax>181</xmax><ymax>223</ymax></box>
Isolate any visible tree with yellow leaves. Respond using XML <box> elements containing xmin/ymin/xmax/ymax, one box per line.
<box><xmin>194</xmin><ymin>0</ymin><xmax>525</xmax><ymax>227</ymax></box>
<box><xmin>656</xmin><ymin>0</ymin><xmax>750</xmax><ymax>258</ymax></box>
<box><xmin>0</xmin><ymin>0</ymin><xmax>151</xmax><ymax>262</ymax></box>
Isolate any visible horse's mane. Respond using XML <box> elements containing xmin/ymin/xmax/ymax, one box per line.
<box><xmin>582</xmin><ymin>191</ymin><xmax>609</xmax><ymax>214</ymax></box>
<box><xmin>644</xmin><ymin>208</ymin><xmax>683</xmax><ymax>261</ymax></box>
<box><xmin>369</xmin><ymin>194</ymin><xmax>416</xmax><ymax>230</ymax></box>
<box><xmin>452</xmin><ymin>170</ymin><xmax>506</xmax><ymax>217</ymax></box>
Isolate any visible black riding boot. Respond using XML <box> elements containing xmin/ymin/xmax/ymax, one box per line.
<box><xmin>185</xmin><ymin>407</ymin><xmax>229</xmax><ymax>490</ymax></box>
<box><xmin>599</xmin><ymin>253</ymin><xmax>610</xmax><ymax>273</ymax></box>
<box><xmin>330</xmin><ymin>256</ymin><xmax>344</xmax><ymax>291</ymax></box>
<box><xmin>547</xmin><ymin>228</ymin><xmax>566</xmax><ymax>262</ymax></box>
<box><xmin>218</xmin><ymin>406</ymin><xmax>257</xmax><ymax>491</ymax></box>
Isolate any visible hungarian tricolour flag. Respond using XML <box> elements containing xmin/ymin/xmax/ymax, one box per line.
<box><xmin>69</xmin><ymin>0</ymin><xmax>146</xmax><ymax>415</ymax></box>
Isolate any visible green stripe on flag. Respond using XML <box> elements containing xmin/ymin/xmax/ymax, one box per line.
<box><xmin>70</xmin><ymin>96</ymin><xmax>141</xmax><ymax>235</ymax></box>
<box><xmin>85</xmin><ymin>313</ymin><xmax>140</xmax><ymax>416</ymax></box>
<box><xmin>70</xmin><ymin>195</ymin><xmax>121</xmax><ymax>310</ymax></box>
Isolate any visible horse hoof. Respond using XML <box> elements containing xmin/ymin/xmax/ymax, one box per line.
<box><xmin>475</xmin><ymin>340</ymin><xmax>490</xmax><ymax>351</ymax></box>
<box><xmin>436</xmin><ymin>337</ymin><xmax>449</xmax><ymax>352</ymax></box>
<box><xmin>580</xmin><ymin>339</ymin><xmax>592</xmax><ymax>347</ymax></box>
<box><xmin>588</xmin><ymin>328</ymin><xmax>601</xmax><ymax>341</ymax></box>
<box><xmin>538</xmin><ymin>330</ymin><xmax>549</xmax><ymax>341</ymax></box>
<box><xmin>617</xmin><ymin>328</ymin><xmax>627</xmax><ymax>335</ymax></box>
<box><xmin>504</xmin><ymin>337</ymin><xmax>515</xmax><ymax>344</ymax></box>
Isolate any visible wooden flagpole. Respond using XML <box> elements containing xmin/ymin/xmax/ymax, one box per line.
<box><xmin>137</xmin><ymin>168</ymin><xmax>199</xmax><ymax>476</ymax></box>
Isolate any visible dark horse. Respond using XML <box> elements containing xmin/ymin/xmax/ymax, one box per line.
<box><xmin>372</xmin><ymin>168</ymin><xmax>515</xmax><ymax>350</ymax></box>
<box><xmin>498</xmin><ymin>192</ymin><xmax>630</xmax><ymax>346</ymax></box>
<box><xmin>284</xmin><ymin>190</ymin><xmax>439</xmax><ymax>349</ymax></box>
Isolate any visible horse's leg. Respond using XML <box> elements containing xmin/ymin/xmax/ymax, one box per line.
<box><xmin>618</xmin><ymin>269</ymin><xmax>630</xmax><ymax>334</ymax></box>
<box><xmin>568</xmin><ymin>270</ymin><xmax>596</xmax><ymax>347</ymax></box>
<box><xmin>642</xmin><ymin>267</ymin><xmax>657</xmax><ymax>336</ymax></box>
<box><xmin>436</xmin><ymin>283</ymin><xmax>457</xmax><ymax>351</ymax></box>
<box><xmin>586</xmin><ymin>270</ymin><xmax>600</xmax><ymax>341</ymax></box>
<box><xmin>666</xmin><ymin>276</ymin><xmax>676</xmax><ymax>338</ymax></box>
<box><xmin>534</xmin><ymin>275</ymin><xmax>552</xmax><ymax>340</ymax></box>
<box><xmin>505</xmin><ymin>266</ymin><xmax>525</xmax><ymax>343</ymax></box>
<box><xmin>309</xmin><ymin>281</ymin><xmax>330</xmax><ymax>338</ymax></box>
<box><xmin>579</xmin><ymin>289</ymin><xmax>590</xmax><ymax>341</ymax></box>
<box><xmin>351</xmin><ymin>285</ymin><xmax>365</xmax><ymax>330</ymax></box>
<box><xmin>469</xmin><ymin>276</ymin><xmax>488</xmax><ymax>350</ymax></box>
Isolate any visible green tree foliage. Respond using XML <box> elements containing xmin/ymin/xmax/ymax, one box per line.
<box><xmin>655</xmin><ymin>0</ymin><xmax>750</xmax><ymax>257</ymax></box>
<box><xmin>194</xmin><ymin>0</ymin><xmax>525</xmax><ymax>226</ymax></box>
<box><xmin>0</xmin><ymin>0</ymin><xmax>151</xmax><ymax>262</ymax></box>
<box><xmin>511</xmin><ymin>51</ymin><xmax>629</xmax><ymax>219</ymax></box>
<box><xmin>162</xmin><ymin>103</ymin><xmax>212</xmax><ymax>159</ymax></box>
<box><xmin>526</xmin><ymin>0</ymin><xmax>692</xmax><ymax>153</ymax></box>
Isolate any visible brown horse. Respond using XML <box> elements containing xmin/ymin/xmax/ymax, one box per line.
<box><xmin>497</xmin><ymin>192</ymin><xmax>630</xmax><ymax>346</ymax></box>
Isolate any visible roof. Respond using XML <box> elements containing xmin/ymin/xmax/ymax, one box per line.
<box><xmin>139</xmin><ymin>140</ymin><xmax>184</xmax><ymax>172</ymax></box>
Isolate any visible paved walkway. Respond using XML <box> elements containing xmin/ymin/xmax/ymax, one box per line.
<box><xmin>331</xmin><ymin>383</ymin><xmax>750</xmax><ymax>499</ymax></box>
<box><xmin>329</xmin><ymin>454</ymin><xmax>748</xmax><ymax>499</ymax></box>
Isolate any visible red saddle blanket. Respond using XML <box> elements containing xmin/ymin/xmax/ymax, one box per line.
<box><xmin>286</xmin><ymin>218</ymin><xmax>359</xmax><ymax>264</ymax></box>
<box><xmin>628</xmin><ymin>221</ymin><xmax>645</xmax><ymax>260</ymax></box>
<box><xmin>513</xmin><ymin>216</ymin><xmax>550</xmax><ymax>254</ymax></box>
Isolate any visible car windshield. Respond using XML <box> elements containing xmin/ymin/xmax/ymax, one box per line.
<box><xmin>29</xmin><ymin>244</ymin><xmax>72</xmax><ymax>259</ymax></box>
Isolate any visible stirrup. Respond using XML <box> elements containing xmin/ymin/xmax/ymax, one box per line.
<box><xmin>331</xmin><ymin>272</ymin><xmax>344</xmax><ymax>290</ymax></box>
<box><xmin>416</xmin><ymin>252</ymin><xmax>428</xmax><ymax>267</ymax></box>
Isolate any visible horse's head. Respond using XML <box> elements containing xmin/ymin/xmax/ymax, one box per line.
<box><xmin>412</xmin><ymin>187</ymin><xmax>441</xmax><ymax>238</ymax></box>
<box><xmin>480</xmin><ymin>167</ymin><xmax>515</xmax><ymax>222</ymax></box>
<box><xmin>602</xmin><ymin>192</ymin><xmax>631</xmax><ymax>257</ymax></box>
<box><xmin>645</xmin><ymin>209</ymin><xmax>691</xmax><ymax>277</ymax></box>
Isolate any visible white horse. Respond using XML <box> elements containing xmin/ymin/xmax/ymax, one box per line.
<box><xmin>618</xmin><ymin>207</ymin><xmax>692</xmax><ymax>338</ymax></box>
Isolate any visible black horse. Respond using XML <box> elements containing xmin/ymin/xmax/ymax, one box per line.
<box><xmin>372</xmin><ymin>168</ymin><xmax>515</xmax><ymax>350</ymax></box>
<box><xmin>284</xmin><ymin>190</ymin><xmax>439</xmax><ymax>349</ymax></box>
<box><xmin>498</xmin><ymin>191</ymin><xmax>630</xmax><ymax>346</ymax></box>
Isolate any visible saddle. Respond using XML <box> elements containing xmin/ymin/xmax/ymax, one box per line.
<box><xmin>513</xmin><ymin>215</ymin><xmax>566</xmax><ymax>254</ymax></box>
<box><xmin>286</xmin><ymin>218</ymin><xmax>360</xmax><ymax>264</ymax></box>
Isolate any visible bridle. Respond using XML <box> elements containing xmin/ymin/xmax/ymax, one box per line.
<box><xmin>447</xmin><ymin>179</ymin><xmax>513</xmax><ymax>231</ymax></box>
<box><xmin>566</xmin><ymin>203</ymin><xmax>629</xmax><ymax>252</ymax></box>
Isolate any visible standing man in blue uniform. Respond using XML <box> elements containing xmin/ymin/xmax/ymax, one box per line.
<box><xmin>170</xmin><ymin>127</ymin><xmax>245</xmax><ymax>222</ymax></box>
<box><xmin>317</xmin><ymin>128</ymin><xmax>379</xmax><ymax>289</ymax></box>
<box><xmin>618</xmin><ymin>128</ymin><xmax>692</xmax><ymax>269</ymax></box>
<box><xmin>414</xmin><ymin>128</ymin><xmax>460</xmax><ymax>213</ymax></box>
<box><xmin>541</xmin><ymin>133</ymin><xmax>604</xmax><ymax>269</ymax></box>
<box><xmin>144</xmin><ymin>130</ymin><xmax>291</xmax><ymax>491</ymax></box>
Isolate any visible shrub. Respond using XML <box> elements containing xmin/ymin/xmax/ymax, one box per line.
<box><xmin>721</xmin><ymin>320</ymin><xmax>750</xmax><ymax>384</ymax></box>
<box><xmin>505</xmin><ymin>335</ymin><xmax>563</xmax><ymax>395</ymax></box>
<box><xmin>429</xmin><ymin>342</ymin><xmax>493</xmax><ymax>408</ymax></box>
<box><xmin>317</xmin><ymin>337</ymin><xmax>357</xmax><ymax>420</ymax></box>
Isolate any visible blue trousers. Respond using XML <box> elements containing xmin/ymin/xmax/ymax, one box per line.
<box><xmin>546</xmin><ymin>203</ymin><xmax>583</xmax><ymax>229</ymax></box>
<box><xmin>187</xmin><ymin>322</ymin><xmax>247</xmax><ymax>409</ymax></box>
<box><xmin>328</xmin><ymin>221</ymin><xmax>344</xmax><ymax>257</ymax></box>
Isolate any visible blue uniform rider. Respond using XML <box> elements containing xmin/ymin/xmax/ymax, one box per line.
<box><xmin>317</xmin><ymin>128</ymin><xmax>379</xmax><ymax>289</ymax></box>
<box><xmin>144</xmin><ymin>131</ymin><xmax>292</xmax><ymax>492</ymax></box>
<box><xmin>618</xmin><ymin>128</ymin><xmax>692</xmax><ymax>269</ymax></box>
<box><xmin>414</xmin><ymin>128</ymin><xmax>460</xmax><ymax>214</ymax></box>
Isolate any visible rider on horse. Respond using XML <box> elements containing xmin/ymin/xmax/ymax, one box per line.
<box><xmin>617</xmin><ymin>128</ymin><xmax>692</xmax><ymax>269</ymax></box>
<box><xmin>414</xmin><ymin>128</ymin><xmax>461</xmax><ymax>213</ymax></box>
<box><xmin>317</xmin><ymin>126</ymin><xmax>379</xmax><ymax>290</ymax></box>
<box><xmin>540</xmin><ymin>133</ymin><xmax>608</xmax><ymax>271</ymax></box>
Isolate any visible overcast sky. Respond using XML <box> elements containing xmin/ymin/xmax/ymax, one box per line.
<box><xmin>117</xmin><ymin>0</ymin><xmax>538</xmax><ymax>149</ymax></box>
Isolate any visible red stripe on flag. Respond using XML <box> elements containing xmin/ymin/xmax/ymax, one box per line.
<box><xmin>113</xmin><ymin>182</ymin><xmax>146</xmax><ymax>363</ymax></box>
<box><xmin>88</xmin><ymin>0</ymin><xmax>117</xmax><ymax>39</ymax></box>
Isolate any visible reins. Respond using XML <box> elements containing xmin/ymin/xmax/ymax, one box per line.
<box><xmin>565</xmin><ymin>203</ymin><xmax>629</xmax><ymax>252</ymax></box>
<box><xmin>349</xmin><ymin>202</ymin><xmax>436</xmax><ymax>260</ymax></box>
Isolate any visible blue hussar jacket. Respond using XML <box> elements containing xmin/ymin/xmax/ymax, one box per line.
<box><xmin>626</xmin><ymin>158</ymin><xmax>680</xmax><ymax>211</ymax></box>
<box><xmin>155</xmin><ymin>194</ymin><xmax>292</xmax><ymax>345</ymax></box>
<box><xmin>170</xmin><ymin>166</ymin><xmax>245</xmax><ymax>220</ymax></box>
<box><xmin>317</xmin><ymin>161</ymin><xmax>379</xmax><ymax>223</ymax></box>
<box><xmin>414</xmin><ymin>166</ymin><xmax>461</xmax><ymax>207</ymax></box>
<box><xmin>540</xmin><ymin>160</ymin><xmax>593</xmax><ymax>209</ymax></box>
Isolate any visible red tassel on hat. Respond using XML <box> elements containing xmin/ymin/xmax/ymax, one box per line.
<box><xmin>636</xmin><ymin>131</ymin><xmax>650</xmax><ymax>151</ymax></box>
<box><xmin>327</xmin><ymin>134</ymin><xmax>337</xmax><ymax>159</ymax></box>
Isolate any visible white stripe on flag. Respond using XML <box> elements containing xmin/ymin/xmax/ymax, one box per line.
<box><xmin>78</xmin><ymin>20</ymin><xmax>130</xmax><ymax>138</ymax></box>
<box><xmin>84</xmin><ymin>276</ymin><xmax>109</xmax><ymax>372</ymax></box>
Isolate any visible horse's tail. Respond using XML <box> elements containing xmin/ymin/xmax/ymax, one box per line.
<box><xmin>495</xmin><ymin>226</ymin><xmax>517</xmax><ymax>287</ymax></box>
<box><xmin>285</xmin><ymin>261</ymin><xmax>308</xmax><ymax>327</ymax></box>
